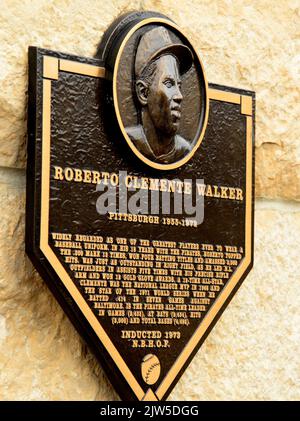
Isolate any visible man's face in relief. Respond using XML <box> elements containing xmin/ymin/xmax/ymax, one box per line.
<box><xmin>146</xmin><ymin>55</ymin><xmax>183</xmax><ymax>137</ymax></box>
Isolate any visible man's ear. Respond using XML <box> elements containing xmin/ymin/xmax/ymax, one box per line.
<box><xmin>136</xmin><ymin>80</ymin><xmax>148</xmax><ymax>106</ymax></box>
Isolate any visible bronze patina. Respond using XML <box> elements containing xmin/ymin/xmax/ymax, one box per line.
<box><xmin>125</xmin><ymin>26</ymin><xmax>193</xmax><ymax>164</ymax></box>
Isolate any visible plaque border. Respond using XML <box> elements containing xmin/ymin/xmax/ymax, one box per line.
<box><xmin>36</xmin><ymin>53</ymin><xmax>254</xmax><ymax>401</ymax></box>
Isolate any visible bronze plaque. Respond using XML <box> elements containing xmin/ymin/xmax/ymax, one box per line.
<box><xmin>26</xmin><ymin>11</ymin><xmax>254</xmax><ymax>401</ymax></box>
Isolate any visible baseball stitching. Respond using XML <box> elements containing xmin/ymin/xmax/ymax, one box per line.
<box><xmin>145</xmin><ymin>361</ymin><xmax>160</xmax><ymax>383</ymax></box>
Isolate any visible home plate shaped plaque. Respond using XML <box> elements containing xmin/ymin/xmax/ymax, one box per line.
<box><xmin>26</xmin><ymin>11</ymin><xmax>254</xmax><ymax>401</ymax></box>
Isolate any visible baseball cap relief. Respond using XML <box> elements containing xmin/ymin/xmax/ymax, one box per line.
<box><xmin>135</xmin><ymin>26</ymin><xmax>194</xmax><ymax>79</ymax></box>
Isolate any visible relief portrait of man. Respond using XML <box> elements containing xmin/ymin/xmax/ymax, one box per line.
<box><xmin>125</xmin><ymin>26</ymin><xmax>194</xmax><ymax>165</ymax></box>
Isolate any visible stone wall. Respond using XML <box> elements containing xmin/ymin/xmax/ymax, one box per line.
<box><xmin>0</xmin><ymin>0</ymin><xmax>299</xmax><ymax>400</ymax></box>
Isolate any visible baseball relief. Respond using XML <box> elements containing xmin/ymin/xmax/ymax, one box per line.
<box><xmin>141</xmin><ymin>354</ymin><xmax>161</xmax><ymax>385</ymax></box>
